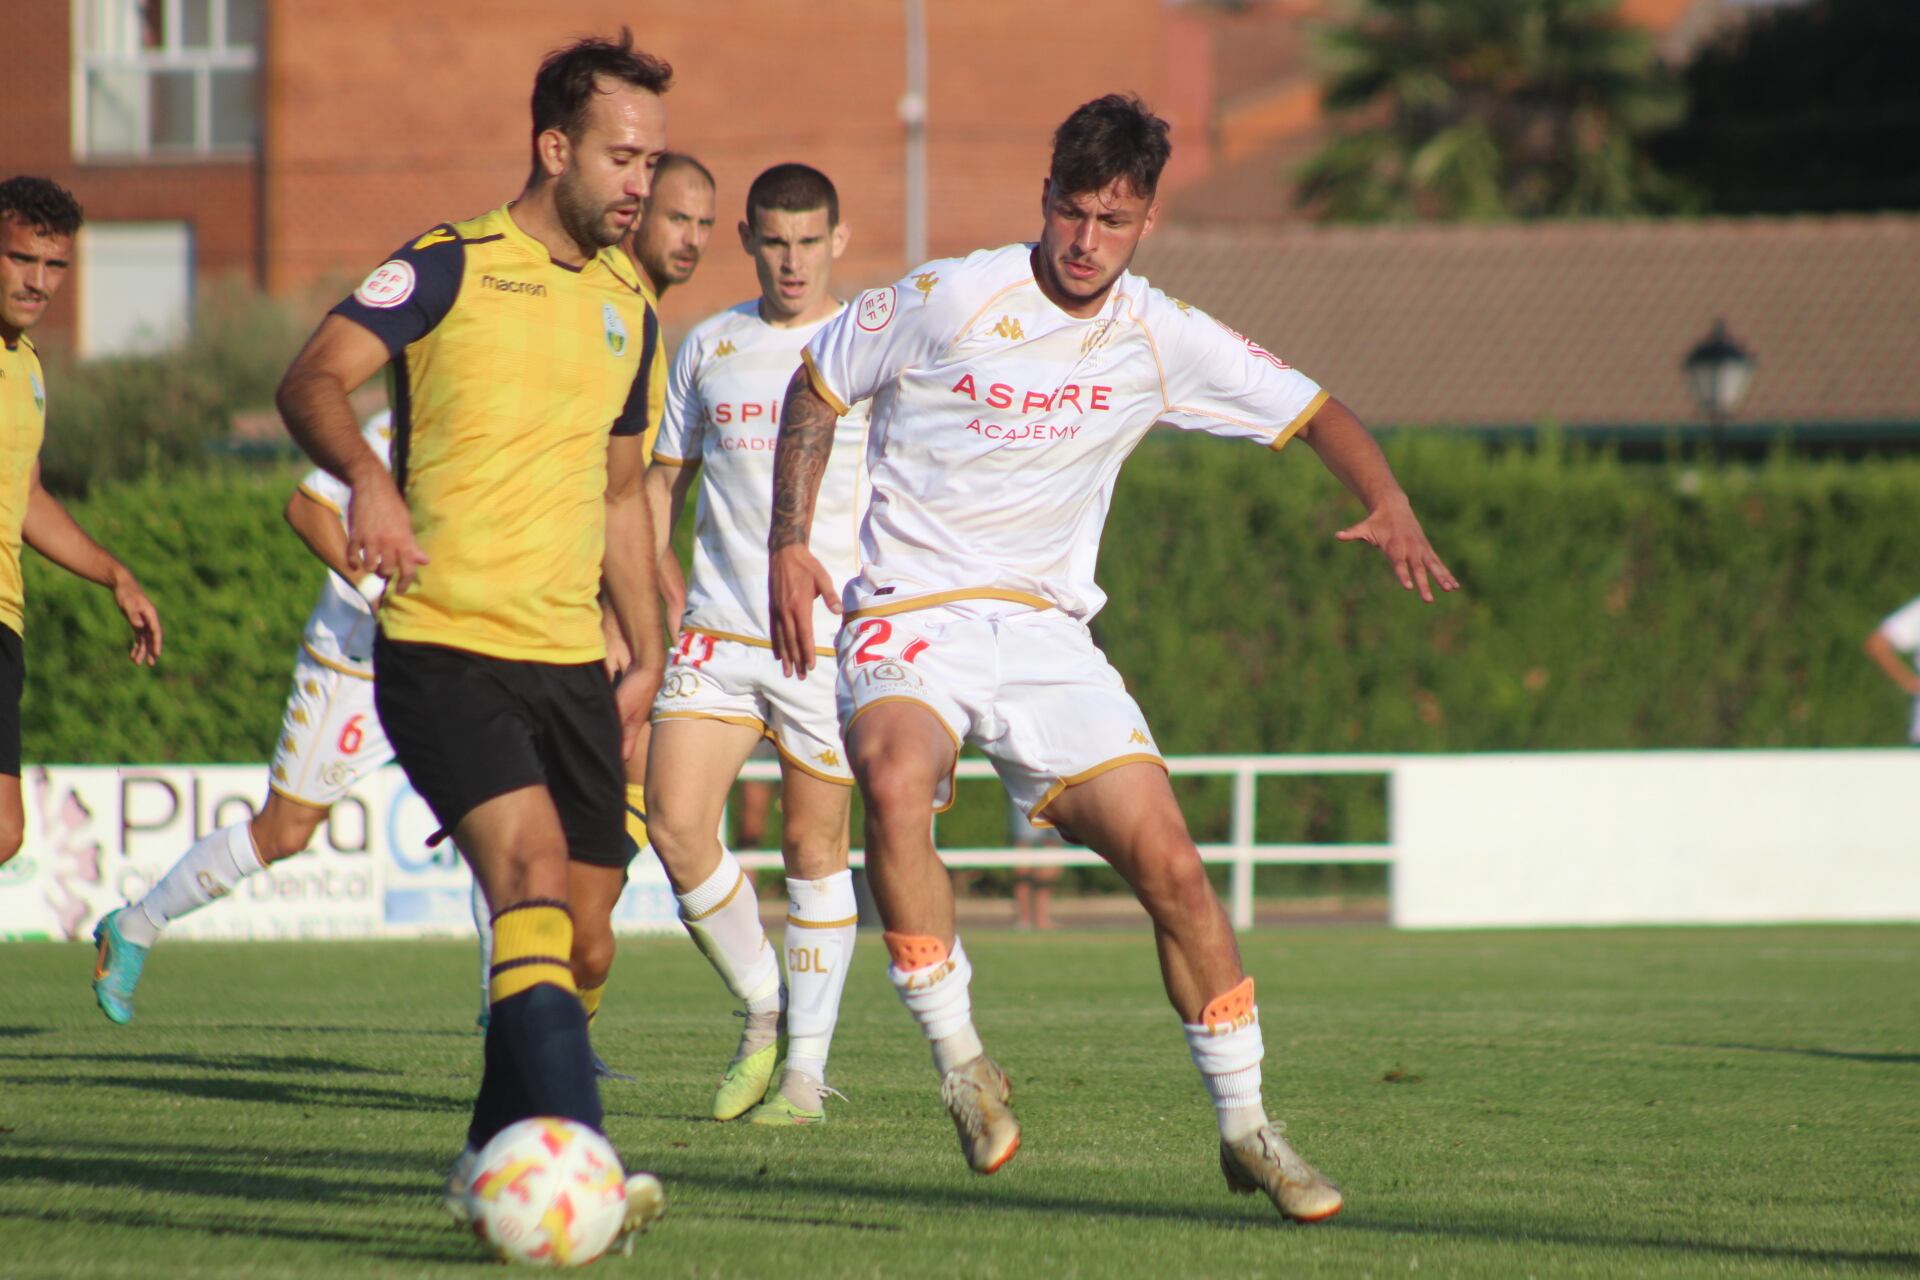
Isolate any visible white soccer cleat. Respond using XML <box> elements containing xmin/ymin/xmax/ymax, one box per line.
<box><xmin>440</xmin><ymin>1143</ymin><xmax>480</xmax><ymax>1224</ymax></box>
<box><xmin>1219</xmin><ymin>1123</ymin><xmax>1343</xmax><ymax>1223</ymax></box>
<box><xmin>612</xmin><ymin>1172</ymin><xmax>666</xmax><ymax>1256</ymax></box>
<box><xmin>941</xmin><ymin>1054</ymin><xmax>1021</xmax><ymax>1174</ymax></box>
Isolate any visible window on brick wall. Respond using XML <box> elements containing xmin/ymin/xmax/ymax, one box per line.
<box><xmin>73</xmin><ymin>0</ymin><xmax>261</xmax><ymax>159</ymax></box>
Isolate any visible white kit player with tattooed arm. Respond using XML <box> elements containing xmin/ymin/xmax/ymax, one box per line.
<box><xmin>768</xmin><ymin>95</ymin><xmax>1457</xmax><ymax>1222</ymax></box>
<box><xmin>92</xmin><ymin>413</ymin><xmax>397</xmax><ymax>1023</ymax></box>
<box><xmin>644</xmin><ymin>164</ymin><xmax>869</xmax><ymax>1125</ymax></box>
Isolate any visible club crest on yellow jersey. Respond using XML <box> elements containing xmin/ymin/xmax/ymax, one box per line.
<box><xmin>602</xmin><ymin>303</ymin><xmax>628</xmax><ymax>357</ymax></box>
<box><xmin>29</xmin><ymin>372</ymin><xmax>44</xmax><ymax>416</ymax></box>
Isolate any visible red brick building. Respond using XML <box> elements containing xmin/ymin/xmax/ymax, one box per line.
<box><xmin>6</xmin><ymin>0</ymin><xmax>1182</xmax><ymax>350</ymax></box>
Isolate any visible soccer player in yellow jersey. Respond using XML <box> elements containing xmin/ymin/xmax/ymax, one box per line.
<box><xmin>273</xmin><ymin>32</ymin><xmax>671</xmax><ymax>1237</ymax></box>
<box><xmin>0</xmin><ymin>177</ymin><xmax>162</xmax><ymax>867</ymax></box>
<box><xmin>769</xmin><ymin>96</ymin><xmax>1458</xmax><ymax>1223</ymax></box>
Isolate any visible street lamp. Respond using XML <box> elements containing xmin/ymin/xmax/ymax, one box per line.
<box><xmin>1683</xmin><ymin>319</ymin><xmax>1755</xmax><ymax>463</ymax></box>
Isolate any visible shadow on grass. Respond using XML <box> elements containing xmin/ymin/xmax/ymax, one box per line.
<box><xmin>0</xmin><ymin>1026</ymin><xmax>47</xmax><ymax>1040</ymax></box>
<box><xmin>208</xmin><ymin>1022</ymin><xmax>479</xmax><ymax>1039</ymax></box>
<box><xmin>0</xmin><ymin>1204</ymin><xmax>478</xmax><ymax>1266</ymax></box>
<box><xmin>1</xmin><ymin>1135</ymin><xmax>449</xmax><ymax>1176</ymax></box>
<box><xmin>660</xmin><ymin>1163</ymin><xmax>1920</xmax><ymax>1270</ymax></box>
<box><xmin>0</xmin><ymin>1050</ymin><xmax>385</xmax><ymax>1075</ymax></box>
<box><xmin>0</xmin><ymin>1071</ymin><xmax>467</xmax><ymax>1114</ymax></box>
<box><xmin>1682</xmin><ymin>1042</ymin><xmax>1920</xmax><ymax>1067</ymax></box>
<box><xmin>1336</xmin><ymin>1216</ymin><xmax>1920</xmax><ymax>1273</ymax></box>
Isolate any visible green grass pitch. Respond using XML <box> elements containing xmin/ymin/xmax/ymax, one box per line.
<box><xmin>2</xmin><ymin>925</ymin><xmax>1916</xmax><ymax>1277</ymax></box>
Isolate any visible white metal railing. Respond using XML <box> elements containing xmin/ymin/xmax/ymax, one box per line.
<box><xmin>725</xmin><ymin>754</ymin><xmax>1401</xmax><ymax>929</ymax></box>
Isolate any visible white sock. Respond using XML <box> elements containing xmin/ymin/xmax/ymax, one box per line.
<box><xmin>782</xmin><ymin>870</ymin><xmax>858</xmax><ymax>1081</ymax></box>
<box><xmin>888</xmin><ymin>936</ymin><xmax>984</xmax><ymax>1076</ymax></box>
<box><xmin>122</xmin><ymin>821</ymin><xmax>264</xmax><ymax>946</ymax></box>
<box><xmin>470</xmin><ymin>874</ymin><xmax>492</xmax><ymax>1020</ymax></box>
<box><xmin>1184</xmin><ymin>1009</ymin><xmax>1268</xmax><ymax>1142</ymax></box>
<box><xmin>678</xmin><ymin>848</ymin><xmax>780</xmax><ymax>1013</ymax></box>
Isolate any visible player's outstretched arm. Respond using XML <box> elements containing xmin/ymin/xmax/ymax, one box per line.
<box><xmin>21</xmin><ymin>462</ymin><xmax>162</xmax><ymax>665</ymax></box>
<box><xmin>277</xmin><ymin>316</ymin><xmax>427</xmax><ymax>592</ymax></box>
<box><xmin>1297</xmin><ymin>396</ymin><xmax>1459</xmax><ymax>603</ymax></box>
<box><xmin>605</xmin><ymin>434</ymin><xmax>668</xmax><ymax>760</ymax></box>
<box><xmin>768</xmin><ymin>366</ymin><xmax>841</xmax><ymax>678</ymax></box>
<box><xmin>1863</xmin><ymin>630</ymin><xmax>1920</xmax><ymax>695</ymax></box>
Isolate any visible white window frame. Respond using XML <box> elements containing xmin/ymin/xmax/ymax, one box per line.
<box><xmin>71</xmin><ymin>0</ymin><xmax>261</xmax><ymax>160</ymax></box>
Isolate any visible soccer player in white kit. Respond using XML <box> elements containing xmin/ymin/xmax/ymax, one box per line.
<box><xmin>1864</xmin><ymin>595</ymin><xmax>1920</xmax><ymax>742</ymax></box>
<box><xmin>91</xmin><ymin>413</ymin><xmax>396</xmax><ymax>1023</ymax></box>
<box><xmin>768</xmin><ymin>96</ymin><xmax>1457</xmax><ymax>1222</ymax></box>
<box><xmin>644</xmin><ymin>164</ymin><xmax>869</xmax><ymax>1125</ymax></box>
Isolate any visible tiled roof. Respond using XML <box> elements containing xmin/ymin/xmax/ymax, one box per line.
<box><xmin>1133</xmin><ymin>216</ymin><xmax>1920</xmax><ymax>429</ymax></box>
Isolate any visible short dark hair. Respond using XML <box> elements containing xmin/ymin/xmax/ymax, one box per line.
<box><xmin>530</xmin><ymin>27</ymin><xmax>672</xmax><ymax>148</ymax></box>
<box><xmin>746</xmin><ymin>164</ymin><xmax>839</xmax><ymax>229</ymax></box>
<box><xmin>656</xmin><ymin>152</ymin><xmax>715</xmax><ymax>191</ymax></box>
<box><xmin>0</xmin><ymin>176</ymin><xmax>84</xmax><ymax>238</ymax></box>
<box><xmin>1048</xmin><ymin>94</ymin><xmax>1171</xmax><ymax>201</ymax></box>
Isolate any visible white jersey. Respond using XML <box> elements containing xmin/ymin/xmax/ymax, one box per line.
<box><xmin>294</xmin><ymin>412</ymin><xmax>394</xmax><ymax>677</ymax></box>
<box><xmin>654</xmin><ymin>301</ymin><xmax>870</xmax><ymax>650</ymax></box>
<box><xmin>1877</xmin><ymin>595</ymin><xmax>1920</xmax><ymax>742</ymax></box>
<box><xmin>802</xmin><ymin>243</ymin><xmax>1329</xmax><ymax>622</ymax></box>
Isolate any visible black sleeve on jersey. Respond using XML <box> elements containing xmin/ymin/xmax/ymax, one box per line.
<box><xmin>328</xmin><ymin>226</ymin><xmax>466</xmax><ymax>356</ymax></box>
<box><xmin>611</xmin><ymin>303</ymin><xmax>661</xmax><ymax>438</ymax></box>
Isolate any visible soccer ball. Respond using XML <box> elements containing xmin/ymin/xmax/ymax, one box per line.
<box><xmin>468</xmin><ymin>1118</ymin><xmax>630</xmax><ymax>1268</ymax></box>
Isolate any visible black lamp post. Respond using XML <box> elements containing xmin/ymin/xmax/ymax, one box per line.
<box><xmin>1684</xmin><ymin>319</ymin><xmax>1755</xmax><ymax>464</ymax></box>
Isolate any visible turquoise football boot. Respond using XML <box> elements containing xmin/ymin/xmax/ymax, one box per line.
<box><xmin>91</xmin><ymin>908</ymin><xmax>149</xmax><ymax>1025</ymax></box>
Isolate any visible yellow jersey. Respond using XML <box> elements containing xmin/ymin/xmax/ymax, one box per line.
<box><xmin>0</xmin><ymin>333</ymin><xmax>46</xmax><ymax>636</ymax></box>
<box><xmin>331</xmin><ymin>205</ymin><xmax>659</xmax><ymax>663</ymax></box>
<box><xmin>634</xmin><ymin>271</ymin><xmax>667</xmax><ymax>464</ymax></box>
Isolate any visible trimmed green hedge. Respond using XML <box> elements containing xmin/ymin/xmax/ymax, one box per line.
<box><xmin>22</xmin><ymin>439</ymin><xmax>1915</xmax><ymax>776</ymax></box>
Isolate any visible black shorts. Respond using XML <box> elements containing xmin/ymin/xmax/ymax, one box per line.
<box><xmin>373</xmin><ymin>634</ymin><xmax>628</xmax><ymax>867</ymax></box>
<box><xmin>0</xmin><ymin>623</ymin><xmax>20</xmax><ymax>776</ymax></box>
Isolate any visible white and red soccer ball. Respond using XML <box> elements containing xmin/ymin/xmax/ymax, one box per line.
<box><xmin>467</xmin><ymin>1118</ymin><xmax>630</xmax><ymax>1268</ymax></box>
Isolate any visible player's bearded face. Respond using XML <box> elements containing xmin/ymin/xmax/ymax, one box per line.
<box><xmin>0</xmin><ymin>220</ymin><xmax>72</xmax><ymax>336</ymax></box>
<box><xmin>1035</xmin><ymin>179</ymin><xmax>1157</xmax><ymax>310</ymax></box>
<box><xmin>554</xmin><ymin>85</ymin><xmax>665</xmax><ymax>251</ymax></box>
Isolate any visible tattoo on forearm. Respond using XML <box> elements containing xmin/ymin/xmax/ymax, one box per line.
<box><xmin>769</xmin><ymin>369</ymin><xmax>838</xmax><ymax>552</ymax></box>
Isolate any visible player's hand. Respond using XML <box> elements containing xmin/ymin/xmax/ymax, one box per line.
<box><xmin>347</xmin><ymin>472</ymin><xmax>429</xmax><ymax>593</ymax></box>
<box><xmin>1336</xmin><ymin>492</ymin><xmax>1459</xmax><ymax>603</ymax></box>
<box><xmin>614</xmin><ymin>661</ymin><xmax>660</xmax><ymax>761</ymax></box>
<box><xmin>111</xmin><ymin>570</ymin><xmax>163</xmax><ymax>666</ymax></box>
<box><xmin>601</xmin><ymin>609</ymin><xmax>632</xmax><ymax>680</ymax></box>
<box><xmin>769</xmin><ymin>544</ymin><xmax>838</xmax><ymax>678</ymax></box>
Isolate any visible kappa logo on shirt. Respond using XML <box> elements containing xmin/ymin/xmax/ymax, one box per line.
<box><xmin>603</xmin><ymin>303</ymin><xmax>629</xmax><ymax>357</ymax></box>
<box><xmin>1128</xmin><ymin>728</ymin><xmax>1152</xmax><ymax>746</ymax></box>
<box><xmin>712</xmin><ymin>339</ymin><xmax>737</xmax><ymax>358</ymax></box>
<box><xmin>913</xmin><ymin>272</ymin><xmax>939</xmax><ymax>298</ymax></box>
<box><xmin>989</xmin><ymin>316</ymin><xmax>1025</xmax><ymax>341</ymax></box>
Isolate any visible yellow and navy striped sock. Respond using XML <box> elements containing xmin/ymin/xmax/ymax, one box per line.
<box><xmin>468</xmin><ymin>898</ymin><xmax>601</xmax><ymax>1149</ymax></box>
<box><xmin>488</xmin><ymin>899</ymin><xmax>577</xmax><ymax>1003</ymax></box>
<box><xmin>579</xmin><ymin>981</ymin><xmax>606</xmax><ymax>1024</ymax></box>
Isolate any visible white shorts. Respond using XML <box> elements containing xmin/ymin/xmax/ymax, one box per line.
<box><xmin>651</xmin><ymin>630</ymin><xmax>853</xmax><ymax>784</ymax></box>
<box><xmin>268</xmin><ymin>650</ymin><xmax>392</xmax><ymax>807</ymax></box>
<box><xmin>835</xmin><ymin>605</ymin><xmax>1164</xmax><ymax>822</ymax></box>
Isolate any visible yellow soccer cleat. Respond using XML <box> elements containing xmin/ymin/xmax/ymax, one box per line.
<box><xmin>713</xmin><ymin>1039</ymin><xmax>778</xmax><ymax>1121</ymax></box>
